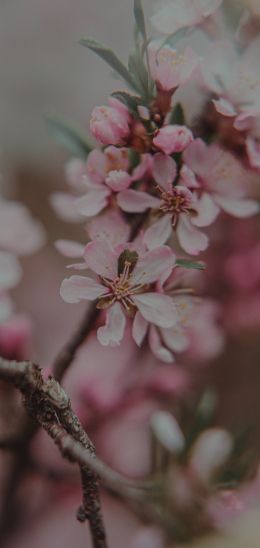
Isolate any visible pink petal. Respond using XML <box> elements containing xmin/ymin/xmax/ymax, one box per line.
<box><xmin>132</xmin><ymin>246</ymin><xmax>175</xmax><ymax>285</ymax></box>
<box><xmin>117</xmin><ymin>190</ymin><xmax>161</xmax><ymax>213</ymax></box>
<box><xmin>192</xmin><ymin>193</ymin><xmax>220</xmax><ymax>227</ymax></box>
<box><xmin>132</xmin><ymin>311</ymin><xmax>149</xmax><ymax>346</ymax></box>
<box><xmin>86</xmin><ymin>149</ymin><xmax>107</xmax><ymax>183</ymax></box>
<box><xmin>97</xmin><ymin>302</ymin><xmax>126</xmax><ymax>346</ymax></box>
<box><xmin>149</xmin><ymin>325</ymin><xmax>174</xmax><ymax>363</ymax></box>
<box><xmin>144</xmin><ymin>216</ymin><xmax>172</xmax><ymax>249</ymax></box>
<box><xmin>55</xmin><ymin>240</ymin><xmax>85</xmax><ymax>258</ymax></box>
<box><xmin>153</xmin><ymin>125</ymin><xmax>193</xmax><ymax>155</ymax></box>
<box><xmin>214</xmin><ymin>195</ymin><xmax>259</xmax><ymax>218</ymax></box>
<box><xmin>83</xmin><ymin>240</ymin><xmax>118</xmax><ymax>278</ymax></box>
<box><xmin>105</xmin><ymin>170</ymin><xmax>132</xmax><ymax>191</ymax></box>
<box><xmin>75</xmin><ymin>187</ymin><xmax>111</xmax><ymax>217</ymax></box>
<box><xmin>133</xmin><ymin>293</ymin><xmax>178</xmax><ymax>328</ymax></box>
<box><xmin>50</xmin><ymin>192</ymin><xmax>82</xmax><ymax>222</ymax></box>
<box><xmin>60</xmin><ymin>275</ymin><xmax>107</xmax><ymax>303</ymax></box>
<box><xmin>152</xmin><ymin>154</ymin><xmax>177</xmax><ymax>191</ymax></box>
<box><xmin>179</xmin><ymin>165</ymin><xmax>200</xmax><ymax>188</ymax></box>
<box><xmin>182</xmin><ymin>138</ymin><xmax>208</xmax><ymax>172</ymax></box>
<box><xmin>132</xmin><ymin>154</ymin><xmax>153</xmax><ymax>181</ymax></box>
<box><xmin>87</xmin><ymin>210</ymin><xmax>130</xmax><ymax>247</ymax></box>
<box><xmin>177</xmin><ymin>215</ymin><xmax>209</xmax><ymax>255</ymax></box>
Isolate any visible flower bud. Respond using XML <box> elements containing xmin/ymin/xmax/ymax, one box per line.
<box><xmin>153</xmin><ymin>125</ymin><xmax>193</xmax><ymax>154</ymax></box>
<box><xmin>90</xmin><ymin>100</ymin><xmax>131</xmax><ymax>146</ymax></box>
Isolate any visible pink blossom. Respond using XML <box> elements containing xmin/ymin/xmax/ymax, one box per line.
<box><xmin>0</xmin><ymin>199</ymin><xmax>45</xmax><ymax>256</ymax></box>
<box><xmin>60</xmin><ymin>240</ymin><xmax>177</xmax><ymax>346</ymax></box>
<box><xmin>246</xmin><ymin>137</ymin><xmax>260</xmax><ymax>171</ymax></box>
<box><xmin>148</xmin><ymin>42</ymin><xmax>200</xmax><ymax>91</ymax></box>
<box><xmin>90</xmin><ymin>98</ymin><xmax>131</xmax><ymax>146</ymax></box>
<box><xmin>153</xmin><ymin>125</ymin><xmax>194</xmax><ymax>154</ymax></box>
<box><xmin>151</xmin><ymin>0</ymin><xmax>223</xmax><ymax>35</ymax></box>
<box><xmin>118</xmin><ymin>154</ymin><xmax>210</xmax><ymax>255</ymax></box>
<box><xmin>182</xmin><ymin>139</ymin><xmax>259</xmax><ymax>219</ymax></box>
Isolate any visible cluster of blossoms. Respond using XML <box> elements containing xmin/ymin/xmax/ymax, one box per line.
<box><xmin>0</xmin><ymin>196</ymin><xmax>45</xmax><ymax>358</ymax></box>
<box><xmin>53</xmin><ymin>0</ymin><xmax>258</xmax><ymax>362</ymax></box>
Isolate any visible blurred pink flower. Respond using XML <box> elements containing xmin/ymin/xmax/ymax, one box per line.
<box><xmin>151</xmin><ymin>0</ymin><xmax>223</xmax><ymax>35</ymax></box>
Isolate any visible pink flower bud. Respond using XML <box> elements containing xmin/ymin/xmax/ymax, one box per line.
<box><xmin>90</xmin><ymin>100</ymin><xmax>131</xmax><ymax>146</ymax></box>
<box><xmin>153</xmin><ymin>125</ymin><xmax>194</xmax><ymax>155</ymax></box>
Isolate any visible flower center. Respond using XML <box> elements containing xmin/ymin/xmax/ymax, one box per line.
<box><xmin>159</xmin><ymin>187</ymin><xmax>194</xmax><ymax>226</ymax></box>
<box><xmin>97</xmin><ymin>256</ymin><xmax>147</xmax><ymax>314</ymax></box>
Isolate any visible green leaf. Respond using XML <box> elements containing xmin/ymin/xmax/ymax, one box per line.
<box><xmin>176</xmin><ymin>259</ymin><xmax>205</xmax><ymax>270</ymax></box>
<box><xmin>169</xmin><ymin>103</ymin><xmax>185</xmax><ymax>125</ymax></box>
<box><xmin>134</xmin><ymin>0</ymin><xmax>146</xmax><ymax>38</ymax></box>
<box><xmin>79</xmin><ymin>38</ymin><xmax>137</xmax><ymax>91</ymax></box>
<box><xmin>111</xmin><ymin>91</ymin><xmax>142</xmax><ymax>117</ymax></box>
<box><xmin>45</xmin><ymin>114</ymin><xmax>92</xmax><ymax>159</ymax></box>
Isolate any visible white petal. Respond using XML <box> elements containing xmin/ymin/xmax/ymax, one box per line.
<box><xmin>117</xmin><ymin>190</ymin><xmax>160</xmax><ymax>213</ymax></box>
<box><xmin>133</xmin><ymin>293</ymin><xmax>177</xmax><ymax>328</ymax></box>
<box><xmin>55</xmin><ymin>240</ymin><xmax>85</xmax><ymax>258</ymax></box>
<box><xmin>144</xmin><ymin>216</ymin><xmax>172</xmax><ymax>249</ymax></box>
<box><xmin>177</xmin><ymin>215</ymin><xmax>208</xmax><ymax>255</ymax></box>
<box><xmin>149</xmin><ymin>325</ymin><xmax>174</xmax><ymax>363</ymax></box>
<box><xmin>60</xmin><ymin>276</ymin><xmax>107</xmax><ymax>303</ymax></box>
<box><xmin>97</xmin><ymin>302</ymin><xmax>126</xmax><ymax>346</ymax></box>
<box><xmin>214</xmin><ymin>195</ymin><xmax>259</xmax><ymax>218</ymax></box>
<box><xmin>132</xmin><ymin>311</ymin><xmax>148</xmax><ymax>346</ymax></box>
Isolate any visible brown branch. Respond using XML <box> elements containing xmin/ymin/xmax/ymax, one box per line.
<box><xmin>0</xmin><ymin>357</ymin><xmax>108</xmax><ymax>548</ymax></box>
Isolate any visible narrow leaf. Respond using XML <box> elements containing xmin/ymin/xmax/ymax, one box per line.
<box><xmin>79</xmin><ymin>38</ymin><xmax>137</xmax><ymax>91</ymax></box>
<box><xmin>45</xmin><ymin>114</ymin><xmax>92</xmax><ymax>159</ymax></box>
<box><xmin>134</xmin><ymin>0</ymin><xmax>146</xmax><ymax>38</ymax></box>
<box><xmin>176</xmin><ymin>259</ymin><xmax>205</xmax><ymax>270</ymax></box>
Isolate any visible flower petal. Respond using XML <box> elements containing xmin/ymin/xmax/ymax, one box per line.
<box><xmin>132</xmin><ymin>246</ymin><xmax>175</xmax><ymax>285</ymax></box>
<box><xmin>133</xmin><ymin>293</ymin><xmax>177</xmax><ymax>328</ymax></box>
<box><xmin>83</xmin><ymin>240</ymin><xmax>118</xmax><ymax>278</ymax></box>
<box><xmin>105</xmin><ymin>170</ymin><xmax>132</xmax><ymax>191</ymax></box>
<box><xmin>132</xmin><ymin>311</ymin><xmax>149</xmax><ymax>346</ymax></box>
<box><xmin>161</xmin><ymin>327</ymin><xmax>189</xmax><ymax>353</ymax></box>
<box><xmin>50</xmin><ymin>192</ymin><xmax>82</xmax><ymax>222</ymax></box>
<box><xmin>60</xmin><ymin>275</ymin><xmax>107</xmax><ymax>303</ymax></box>
<box><xmin>87</xmin><ymin>210</ymin><xmax>130</xmax><ymax>247</ymax></box>
<box><xmin>97</xmin><ymin>302</ymin><xmax>126</xmax><ymax>346</ymax></box>
<box><xmin>117</xmin><ymin>190</ymin><xmax>161</xmax><ymax>213</ymax></box>
<box><xmin>152</xmin><ymin>154</ymin><xmax>177</xmax><ymax>191</ymax></box>
<box><xmin>214</xmin><ymin>195</ymin><xmax>259</xmax><ymax>218</ymax></box>
<box><xmin>75</xmin><ymin>187</ymin><xmax>111</xmax><ymax>217</ymax></box>
<box><xmin>55</xmin><ymin>240</ymin><xmax>85</xmax><ymax>258</ymax></box>
<box><xmin>177</xmin><ymin>215</ymin><xmax>208</xmax><ymax>255</ymax></box>
<box><xmin>192</xmin><ymin>193</ymin><xmax>220</xmax><ymax>227</ymax></box>
<box><xmin>149</xmin><ymin>325</ymin><xmax>174</xmax><ymax>363</ymax></box>
<box><xmin>144</xmin><ymin>216</ymin><xmax>172</xmax><ymax>250</ymax></box>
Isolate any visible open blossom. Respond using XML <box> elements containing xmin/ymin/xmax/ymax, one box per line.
<box><xmin>182</xmin><ymin>139</ymin><xmax>259</xmax><ymax>218</ymax></box>
<box><xmin>51</xmin><ymin>145</ymin><xmax>152</xmax><ymax>219</ymax></box>
<box><xmin>118</xmin><ymin>153</ymin><xmax>211</xmax><ymax>255</ymax></box>
<box><xmin>153</xmin><ymin>125</ymin><xmax>194</xmax><ymax>155</ymax></box>
<box><xmin>151</xmin><ymin>0</ymin><xmax>223</xmax><ymax>35</ymax></box>
<box><xmin>60</xmin><ymin>239</ymin><xmax>177</xmax><ymax>347</ymax></box>
<box><xmin>90</xmin><ymin>98</ymin><xmax>131</xmax><ymax>146</ymax></box>
<box><xmin>148</xmin><ymin>42</ymin><xmax>200</xmax><ymax>92</ymax></box>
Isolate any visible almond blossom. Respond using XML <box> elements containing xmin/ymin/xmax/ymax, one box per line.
<box><xmin>60</xmin><ymin>240</ymin><xmax>177</xmax><ymax>346</ymax></box>
<box><xmin>51</xmin><ymin>145</ymin><xmax>152</xmax><ymax>220</ymax></box>
<box><xmin>182</xmin><ymin>139</ymin><xmax>259</xmax><ymax>218</ymax></box>
<box><xmin>148</xmin><ymin>42</ymin><xmax>200</xmax><ymax>92</ymax></box>
<box><xmin>118</xmin><ymin>153</ymin><xmax>211</xmax><ymax>255</ymax></box>
<box><xmin>153</xmin><ymin>125</ymin><xmax>194</xmax><ymax>154</ymax></box>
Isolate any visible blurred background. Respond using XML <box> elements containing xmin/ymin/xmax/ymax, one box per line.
<box><xmin>1</xmin><ymin>1</ymin><xmax>260</xmax><ymax>547</ymax></box>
